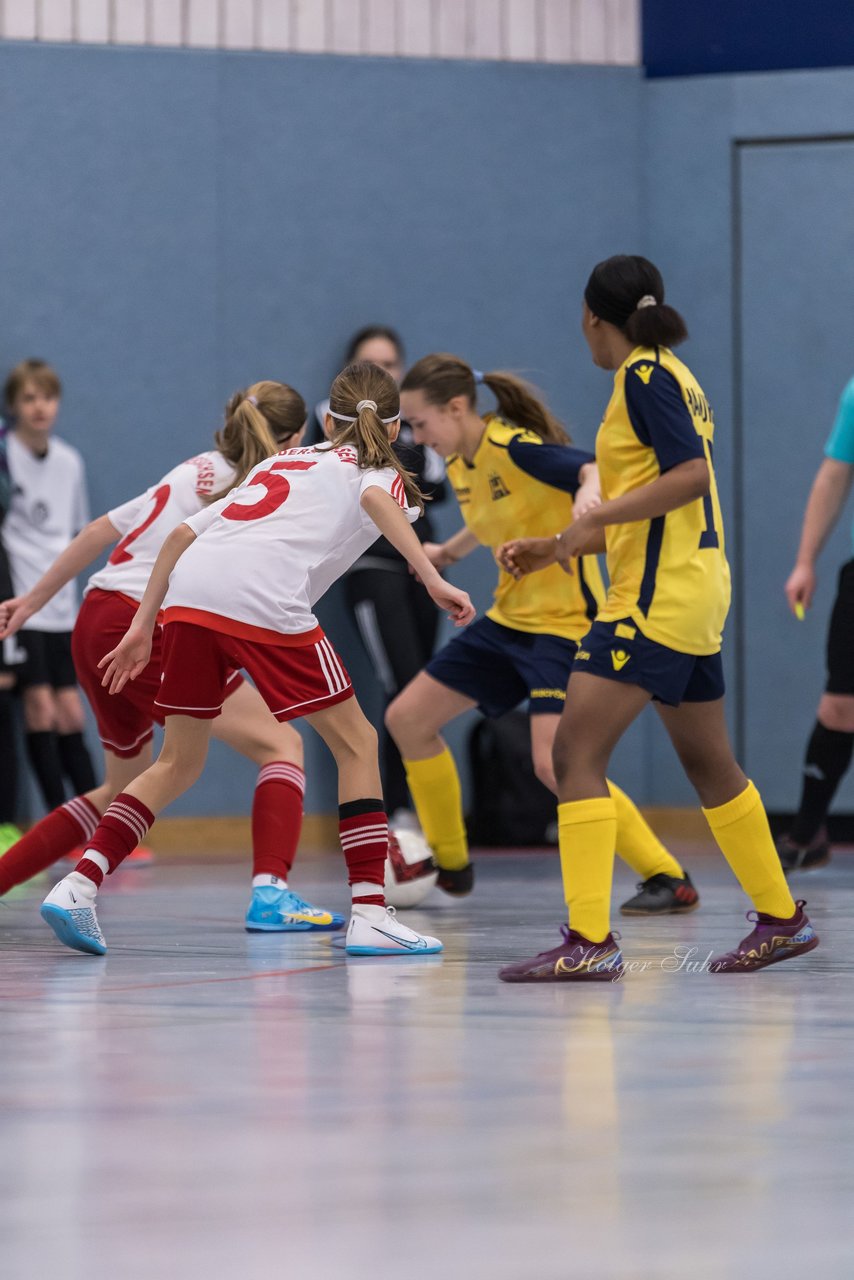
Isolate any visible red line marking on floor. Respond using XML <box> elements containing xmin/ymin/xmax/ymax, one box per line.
<box><xmin>102</xmin><ymin>961</ymin><xmax>346</xmax><ymax>993</ymax></box>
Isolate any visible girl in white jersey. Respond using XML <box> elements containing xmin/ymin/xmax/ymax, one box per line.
<box><xmin>0</xmin><ymin>382</ymin><xmax>343</xmax><ymax>933</ymax></box>
<box><xmin>36</xmin><ymin>362</ymin><xmax>474</xmax><ymax>958</ymax></box>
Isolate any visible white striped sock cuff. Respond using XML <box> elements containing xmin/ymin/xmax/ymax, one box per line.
<box><xmin>105</xmin><ymin>800</ymin><xmax>150</xmax><ymax>844</ymax></box>
<box><xmin>256</xmin><ymin>763</ymin><xmax>306</xmax><ymax>794</ymax></box>
<box><xmin>341</xmin><ymin>823</ymin><xmax>389</xmax><ymax>846</ymax></box>
<box><xmin>62</xmin><ymin>796</ymin><xmax>99</xmax><ymax>841</ymax></box>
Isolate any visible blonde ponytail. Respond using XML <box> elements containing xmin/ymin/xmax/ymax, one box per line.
<box><xmin>211</xmin><ymin>379</ymin><xmax>307</xmax><ymax>501</ymax></box>
<box><xmin>327</xmin><ymin>362</ymin><xmax>425</xmax><ymax>513</ymax></box>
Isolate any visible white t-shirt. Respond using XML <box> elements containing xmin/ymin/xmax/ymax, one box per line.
<box><xmin>2</xmin><ymin>433</ymin><xmax>90</xmax><ymax>631</ymax></box>
<box><xmin>165</xmin><ymin>444</ymin><xmax>417</xmax><ymax>640</ymax></box>
<box><xmin>87</xmin><ymin>450</ymin><xmax>236</xmax><ymax>602</ymax></box>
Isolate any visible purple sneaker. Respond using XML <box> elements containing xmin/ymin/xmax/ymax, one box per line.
<box><xmin>499</xmin><ymin>925</ymin><xmax>624</xmax><ymax>983</ymax></box>
<box><xmin>711</xmin><ymin>900</ymin><xmax>818</xmax><ymax>973</ymax></box>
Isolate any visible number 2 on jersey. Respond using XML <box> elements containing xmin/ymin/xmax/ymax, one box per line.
<box><xmin>222</xmin><ymin>459</ymin><xmax>317</xmax><ymax>522</ymax></box>
<box><xmin>109</xmin><ymin>484</ymin><xmax>171</xmax><ymax>565</ymax></box>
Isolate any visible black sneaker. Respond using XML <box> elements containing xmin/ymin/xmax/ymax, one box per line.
<box><xmin>436</xmin><ymin>863</ymin><xmax>475</xmax><ymax>897</ymax></box>
<box><xmin>776</xmin><ymin>826</ymin><xmax>830</xmax><ymax>873</ymax></box>
<box><xmin>619</xmin><ymin>871</ymin><xmax>699</xmax><ymax>916</ymax></box>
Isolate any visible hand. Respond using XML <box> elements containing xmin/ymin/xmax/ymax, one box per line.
<box><xmin>98</xmin><ymin>625</ymin><xmax>153</xmax><ymax>694</ymax></box>
<box><xmin>426</xmin><ymin>580</ymin><xmax>476</xmax><ymax>627</ymax></box>
<box><xmin>785</xmin><ymin>562</ymin><xmax>817</xmax><ymax>615</ymax></box>
<box><xmin>496</xmin><ymin>536</ymin><xmax>562</xmax><ymax>580</ymax></box>
<box><xmin>572</xmin><ymin>481</ymin><xmax>602</xmax><ymax>520</ymax></box>
<box><xmin>0</xmin><ymin>596</ymin><xmax>35</xmax><ymax>639</ymax></box>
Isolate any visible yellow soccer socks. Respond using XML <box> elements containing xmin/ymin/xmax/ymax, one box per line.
<box><xmin>608</xmin><ymin>781</ymin><xmax>686</xmax><ymax>880</ymax></box>
<box><xmin>558</xmin><ymin>796</ymin><xmax>617</xmax><ymax>943</ymax></box>
<box><xmin>404</xmin><ymin>748</ymin><xmax>469</xmax><ymax>870</ymax></box>
<box><xmin>703</xmin><ymin>781</ymin><xmax>796</xmax><ymax>919</ymax></box>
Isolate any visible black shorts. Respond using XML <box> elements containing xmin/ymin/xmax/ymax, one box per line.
<box><xmin>826</xmin><ymin>559</ymin><xmax>854</xmax><ymax>695</ymax></box>
<box><xmin>426</xmin><ymin>616</ymin><xmax>578</xmax><ymax>717</ymax></box>
<box><xmin>573</xmin><ymin>618</ymin><xmax>725</xmax><ymax>707</ymax></box>
<box><xmin>15</xmin><ymin>630</ymin><xmax>78</xmax><ymax>691</ymax></box>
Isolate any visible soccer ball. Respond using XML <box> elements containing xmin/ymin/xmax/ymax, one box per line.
<box><xmin>384</xmin><ymin>828</ymin><xmax>438</xmax><ymax>909</ymax></box>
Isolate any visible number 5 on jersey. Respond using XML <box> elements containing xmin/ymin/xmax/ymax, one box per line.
<box><xmin>222</xmin><ymin>459</ymin><xmax>317</xmax><ymax>522</ymax></box>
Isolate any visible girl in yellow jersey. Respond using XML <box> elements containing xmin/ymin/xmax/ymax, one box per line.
<box><xmin>498</xmin><ymin>256</ymin><xmax>819</xmax><ymax>980</ymax></box>
<box><xmin>386</xmin><ymin>353</ymin><xmax>696</xmax><ymax>909</ymax></box>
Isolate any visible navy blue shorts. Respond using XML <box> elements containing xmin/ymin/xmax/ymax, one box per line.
<box><xmin>573</xmin><ymin>618</ymin><xmax>725</xmax><ymax>706</ymax></box>
<box><xmin>425</xmin><ymin>616</ymin><xmax>577</xmax><ymax>717</ymax></box>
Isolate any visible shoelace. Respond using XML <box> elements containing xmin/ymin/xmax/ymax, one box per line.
<box><xmin>283</xmin><ymin>892</ymin><xmax>321</xmax><ymax>915</ymax></box>
<box><xmin>744</xmin><ymin>898</ymin><xmax>805</xmax><ymax>928</ymax></box>
<box><xmin>68</xmin><ymin>907</ymin><xmax>103</xmax><ymax>940</ymax></box>
<box><xmin>635</xmin><ymin>874</ymin><xmax>671</xmax><ymax>891</ymax></box>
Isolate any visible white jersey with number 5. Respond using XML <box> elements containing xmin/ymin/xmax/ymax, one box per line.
<box><xmin>87</xmin><ymin>451</ymin><xmax>236</xmax><ymax>601</ymax></box>
<box><xmin>165</xmin><ymin>444</ymin><xmax>416</xmax><ymax>642</ymax></box>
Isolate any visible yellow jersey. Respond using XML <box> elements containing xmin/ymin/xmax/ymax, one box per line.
<box><xmin>446</xmin><ymin>417</ymin><xmax>605</xmax><ymax>641</ymax></box>
<box><xmin>596</xmin><ymin>346</ymin><xmax>731</xmax><ymax>655</ymax></box>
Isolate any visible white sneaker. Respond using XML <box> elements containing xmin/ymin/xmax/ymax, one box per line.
<box><xmin>40</xmin><ymin>875</ymin><xmax>107</xmax><ymax>956</ymax></box>
<box><xmin>345</xmin><ymin>904</ymin><xmax>443</xmax><ymax>956</ymax></box>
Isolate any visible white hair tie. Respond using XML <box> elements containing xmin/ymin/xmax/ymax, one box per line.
<box><xmin>328</xmin><ymin>407</ymin><xmax>401</xmax><ymax>424</ymax></box>
<box><xmin>356</xmin><ymin>399</ymin><xmax>377</xmax><ymax>412</ymax></box>
<box><xmin>636</xmin><ymin>295</ymin><xmax>658</xmax><ymax>309</ymax></box>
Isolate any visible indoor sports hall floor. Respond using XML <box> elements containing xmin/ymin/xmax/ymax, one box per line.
<box><xmin>2</xmin><ymin>843</ymin><xmax>850</xmax><ymax>1280</ymax></box>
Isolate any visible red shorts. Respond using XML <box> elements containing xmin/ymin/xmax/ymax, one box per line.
<box><xmin>72</xmin><ymin>591</ymin><xmax>242</xmax><ymax>758</ymax></box>
<box><xmin>155</xmin><ymin>621</ymin><xmax>353</xmax><ymax>722</ymax></box>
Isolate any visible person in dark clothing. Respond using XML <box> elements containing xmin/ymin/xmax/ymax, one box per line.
<box><xmin>310</xmin><ymin>327</ymin><xmax>447</xmax><ymax>821</ymax></box>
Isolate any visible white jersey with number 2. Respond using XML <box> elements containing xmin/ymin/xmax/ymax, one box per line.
<box><xmin>165</xmin><ymin>444</ymin><xmax>416</xmax><ymax>643</ymax></box>
<box><xmin>87</xmin><ymin>450</ymin><xmax>236</xmax><ymax>602</ymax></box>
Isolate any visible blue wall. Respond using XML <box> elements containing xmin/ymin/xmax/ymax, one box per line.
<box><xmin>0</xmin><ymin>43</ymin><xmax>642</xmax><ymax>816</ymax></box>
<box><xmin>5</xmin><ymin>42</ymin><xmax>854</xmax><ymax>817</ymax></box>
<box><xmin>643</xmin><ymin>67</ymin><xmax>854</xmax><ymax>807</ymax></box>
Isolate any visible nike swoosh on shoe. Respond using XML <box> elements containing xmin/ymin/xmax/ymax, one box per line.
<box><xmin>372</xmin><ymin>928</ymin><xmax>426</xmax><ymax>951</ymax></box>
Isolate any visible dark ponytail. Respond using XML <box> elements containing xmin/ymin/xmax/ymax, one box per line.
<box><xmin>584</xmin><ymin>255</ymin><xmax>688</xmax><ymax>348</ymax></box>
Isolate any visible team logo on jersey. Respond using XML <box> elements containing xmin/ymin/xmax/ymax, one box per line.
<box><xmin>489</xmin><ymin>473</ymin><xmax>510</xmax><ymax>501</ymax></box>
<box><xmin>611</xmin><ymin>648</ymin><xmax>630</xmax><ymax>671</ymax></box>
<box><xmin>31</xmin><ymin>500</ymin><xmax>50</xmax><ymax>526</ymax></box>
<box><xmin>633</xmin><ymin>364</ymin><xmax>654</xmax><ymax>385</ymax></box>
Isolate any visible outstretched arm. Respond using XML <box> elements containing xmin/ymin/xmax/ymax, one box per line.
<box><xmin>499</xmin><ymin>458</ymin><xmax>708</xmax><ymax>579</ymax></box>
<box><xmin>99</xmin><ymin>523</ymin><xmax>198</xmax><ymax>693</ymax></box>
<box><xmin>422</xmin><ymin>525</ymin><xmax>481</xmax><ymax>570</ymax></box>
<box><xmin>360</xmin><ymin>488</ymin><xmax>475</xmax><ymax>626</ymax></box>
<box><xmin>0</xmin><ymin>513</ymin><xmax>119</xmax><ymax>638</ymax></box>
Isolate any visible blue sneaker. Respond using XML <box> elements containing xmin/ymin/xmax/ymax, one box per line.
<box><xmin>245</xmin><ymin>885</ymin><xmax>345</xmax><ymax>933</ymax></box>
<box><xmin>40</xmin><ymin>877</ymin><xmax>107</xmax><ymax>956</ymax></box>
